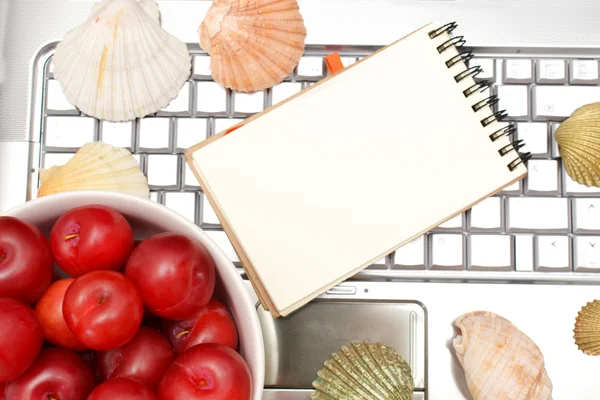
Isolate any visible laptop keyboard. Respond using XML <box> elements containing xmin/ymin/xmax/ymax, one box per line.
<box><xmin>39</xmin><ymin>47</ymin><xmax>600</xmax><ymax>275</ymax></box>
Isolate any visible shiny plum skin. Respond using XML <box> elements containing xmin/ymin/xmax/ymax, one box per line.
<box><xmin>125</xmin><ymin>232</ymin><xmax>216</xmax><ymax>320</ymax></box>
<box><xmin>4</xmin><ymin>348</ymin><xmax>95</xmax><ymax>400</ymax></box>
<box><xmin>164</xmin><ymin>299</ymin><xmax>238</xmax><ymax>354</ymax></box>
<box><xmin>0</xmin><ymin>216</ymin><xmax>53</xmax><ymax>304</ymax></box>
<box><xmin>63</xmin><ymin>271</ymin><xmax>144</xmax><ymax>351</ymax></box>
<box><xmin>87</xmin><ymin>378</ymin><xmax>157</xmax><ymax>400</ymax></box>
<box><xmin>96</xmin><ymin>326</ymin><xmax>174</xmax><ymax>390</ymax></box>
<box><xmin>35</xmin><ymin>278</ymin><xmax>87</xmax><ymax>351</ymax></box>
<box><xmin>157</xmin><ymin>343</ymin><xmax>252</xmax><ymax>400</ymax></box>
<box><xmin>50</xmin><ymin>205</ymin><xmax>133</xmax><ymax>277</ymax></box>
<box><xmin>0</xmin><ymin>298</ymin><xmax>44</xmax><ymax>382</ymax></box>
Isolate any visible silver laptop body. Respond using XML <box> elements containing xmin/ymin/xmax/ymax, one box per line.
<box><xmin>2</xmin><ymin>1</ymin><xmax>600</xmax><ymax>398</ymax></box>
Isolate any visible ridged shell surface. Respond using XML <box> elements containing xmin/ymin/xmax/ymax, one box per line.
<box><xmin>453</xmin><ymin>311</ymin><xmax>552</xmax><ymax>400</ymax></box>
<box><xmin>198</xmin><ymin>0</ymin><xmax>307</xmax><ymax>92</ymax></box>
<box><xmin>574</xmin><ymin>299</ymin><xmax>600</xmax><ymax>355</ymax></box>
<box><xmin>38</xmin><ymin>141</ymin><xmax>149</xmax><ymax>198</ymax></box>
<box><xmin>555</xmin><ymin>102</ymin><xmax>600</xmax><ymax>187</ymax></box>
<box><xmin>92</xmin><ymin>0</ymin><xmax>160</xmax><ymax>23</ymax></box>
<box><xmin>53</xmin><ymin>0</ymin><xmax>191</xmax><ymax>122</ymax></box>
<box><xmin>311</xmin><ymin>340</ymin><xmax>414</xmax><ymax>400</ymax></box>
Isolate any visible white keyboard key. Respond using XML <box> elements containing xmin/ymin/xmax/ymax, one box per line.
<box><xmin>193</xmin><ymin>56</ymin><xmax>212</xmax><ymax>79</ymax></box>
<box><xmin>183</xmin><ymin>163</ymin><xmax>200</xmax><ymax>188</ymax></box>
<box><xmin>570</xmin><ymin>60</ymin><xmax>600</xmax><ymax>84</ymax></box>
<box><xmin>164</xmin><ymin>192</ymin><xmax>197</xmax><ymax>223</ymax></box>
<box><xmin>161</xmin><ymin>82</ymin><xmax>190</xmax><ymax>113</ymax></box>
<box><xmin>45</xmin><ymin>117</ymin><xmax>95</xmax><ymax>149</ymax></box>
<box><xmin>468</xmin><ymin>197</ymin><xmax>502</xmax><ymax>231</ymax></box>
<box><xmin>393</xmin><ymin>236</ymin><xmax>425</xmax><ymax>269</ymax></box>
<box><xmin>46</xmin><ymin>80</ymin><xmax>76</xmax><ymax>112</ymax></box>
<box><xmin>535</xmin><ymin>235</ymin><xmax>570</xmax><ymax>272</ymax></box>
<box><xmin>574</xmin><ymin>236</ymin><xmax>600</xmax><ymax>272</ymax></box>
<box><xmin>43</xmin><ymin>153</ymin><xmax>74</xmax><ymax>169</ymax></box>
<box><xmin>367</xmin><ymin>257</ymin><xmax>388</xmax><ymax>270</ymax></box>
<box><xmin>517</xmin><ymin>123</ymin><xmax>548</xmax><ymax>156</ymax></box>
<box><xmin>515</xmin><ymin>234</ymin><xmax>534</xmax><ymax>272</ymax></box>
<box><xmin>430</xmin><ymin>234</ymin><xmax>464</xmax><ymax>270</ymax></box>
<box><xmin>340</xmin><ymin>57</ymin><xmax>358</xmax><ymax>68</ymax></box>
<box><xmin>525</xmin><ymin>160</ymin><xmax>558</xmax><ymax>194</ymax></box>
<box><xmin>496</xmin><ymin>85</ymin><xmax>529</xmax><ymax>119</ymax></box>
<box><xmin>437</xmin><ymin>213</ymin><xmax>464</xmax><ymax>230</ymax></box>
<box><xmin>271</xmin><ymin>82</ymin><xmax>302</xmax><ymax>106</ymax></box>
<box><xmin>470</xmin><ymin>58</ymin><xmax>495</xmax><ymax>80</ymax></box>
<box><xmin>501</xmin><ymin>180</ymin><xmax>521</xmax><ymax>194</ymax></box>
<box><xmin>146</xmin><ymin>155</ymin><xmax>178</xmax><ymax>188</ymax></box>
<box><xmin>469</xmin><ymin>235</ymin><xmax>512</xmax><ymax>271</ymax></box>
<box><xmin>532</xmin><ymin>85</ymin><xmax>600</xmax><ymax>120</ymax></box>
<box><xmin>234</xmin><ymin>91</ymin><xmax>264</xmax><ymax>114</ymax></box>
<box><xmin>176</xmin><ymin>118</ymin><xmax>208</xmax><ymax>151</ymax></box>
<box><xmin>550</xmin><ymin>123</ymin><xmax>561</xmax><ymax>158</ymax></box>
<box><xmin>507</xmin><ymin>197</ymin><xmax>568</xmax><ymax>232</ymax></box>
<box><xmin>214</xmin><ymin>118</ymin><xmax>244</xmax><ymax>134</ymax></box>
<box><xmin>201</xmin><ymin>194</ymin><xmax>220</xmax><ymax>225</ymax></box>
<box><xmin>139</xmin><ymin>118</ymin><xmax>170</xmax><ymax>151</ymax></box>
<box><xmin>503</xmin><ymin>59</ymin><xmax>533</xmax><ymax>83</ymax></box>
<box><xmin>101</xmin><ymin>121</ymin><xmax>133</xmax><ymax>149</ymax></box>
<box><xmin>563</xmin><ymin>172</ymin><xmax>600</xmax><ymax>196</ymax></box>
<box><xmin>132</xmin><ymin>154</ymin><xmax>142</xmax><ymax>167</ymax></box>
<box><xmin>196</xmin><ymin>82</ymin><xmax>227</xmax><ymax>114</ymax></box>
<box><xmin>296</xmin><ymin>57</ymin><xmax>323</xmax><ymax>80</ymax></box>
<box><xmin>536</xmin><ymin>59</ymin><xmax>567</xmax><ymax>84</ymax></box>
<box><xmin>205</xmin><ymin>230</ymin><xmax>239</xmax><ymax>263</ymax></box>
<box><xmin>150</xmin><ymin>191</ymin><xmax>160</xmax><ymax>203</ymax></box>
<box><xmin>573</xmin><ymin>199</ymin><xmax>600</xmax><ymax>233</ymax></box>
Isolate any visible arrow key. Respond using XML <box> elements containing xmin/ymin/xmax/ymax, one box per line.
<box><xmin>535</xmin><ymin>235</ymin><xmax>570</xmax><ymax>272</ymax></box>
<box><xmin>573</xmin><ymin>199</ymin><xmax>600</xmax><ymax>233</ymax></box>
<box><xmin>575</xmin><ymin>236</ymin><xmax>600</xmax><ymax>272</ymax></box>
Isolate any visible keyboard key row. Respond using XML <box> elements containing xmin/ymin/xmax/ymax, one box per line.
<box><xmin>500</xmin><ymin>58</ymin><xmax>600</xmax><ymax>85</ymax></box>
<box><xmin>381</xmin><ymin>233</ymin><xmax>600</xmax><ymax>272</ymax></box>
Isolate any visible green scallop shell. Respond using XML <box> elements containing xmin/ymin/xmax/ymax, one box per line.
<box><xmin>311</xmin><ymin>341</ymin><xmax>414</xmax><ymax>400</ymax></box>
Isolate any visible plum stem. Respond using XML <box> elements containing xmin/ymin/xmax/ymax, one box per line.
<box><xmin>64</xmin><ymin>233</ymin><xmax>79</xmax><ymax>241</ymax></box>
<box><xmin>198</xmin><ymin>378</ymin><xmax>207</xmax><ymax>387</ymax></box>
<box><xmin>175</xmin><ymin>330</ymin><xmax>190</xmax><ymax>340</ymax></box>
<box><xmin>48</xmin><ymin>395</ymin><xmax>57</xmax><ymax>400</ymax></box>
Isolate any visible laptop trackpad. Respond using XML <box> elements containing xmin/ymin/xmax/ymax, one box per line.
<box><xmin>257</xmin><ymin>299</ymin><xmax>427</xmax><ymax>391</ymax></box>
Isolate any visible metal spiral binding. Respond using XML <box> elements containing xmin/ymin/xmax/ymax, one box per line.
<box><xmin>428</xmin><ymin>21</ymin><xmax>530</xmax><ymax>171</ymax></box>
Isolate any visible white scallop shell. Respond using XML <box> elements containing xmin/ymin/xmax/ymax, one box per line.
<box><xmin>38</xmin><ymin>141</ymin><xmax>149</xmax><ymax>199</ymax></box>
<box><xmin>453</xmin><ymin>311</ymin><xmax>552</xmax><ymax>400</ymax></box>
<box><xmin>53</xmin><ymin>0</ymin><xmax>191</xmax><ymax>122</ymax></box>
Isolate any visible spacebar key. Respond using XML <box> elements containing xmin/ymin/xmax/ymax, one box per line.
<box><xmin>533</xmin><ymin>85</ymin><xmax>600</xmax><ymax>120</ymax></box>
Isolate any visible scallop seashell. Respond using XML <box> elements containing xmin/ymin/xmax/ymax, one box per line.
<box><xmin>310</xmin><ymin>340</ymin><xmax>414</xmax><ymax>400</ymax></box>
<box><xmin>574</xmin><ymin>299</ymin><xmax>600</xmax><ymax>355</ymax></box>
<box><xmin>453</xmin><ymin>311</ymin><xmax>552</xmax><ymax>400</ymax></box>
<box><xmin>198</xmin><ymin>0</ymin><xmax>307</xmax><ymax>92</ymax></box>
<box><xmin>91</xmin><ymin>0</ymin><xmax>160</xmax><ymax>23</ymax></box>
<box><xmin>555</xmin><ymin>102</ymin><xmax>600</xmax><ymax>187</ymax></box>
<box><xmin>38</xmin><ymin>141</ymin><xmax>149</xmax><ymax>199</ymax></box>
<box><xmin>53</xmin><ymin>0</ymin><xmax>191</xmax><ymax>122</ymax></box>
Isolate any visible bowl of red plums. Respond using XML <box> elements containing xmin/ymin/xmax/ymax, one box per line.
<box><xmin>0</xmin><ymin>191</ymin><xmax>264</xmax><ymax>400</ymax></box>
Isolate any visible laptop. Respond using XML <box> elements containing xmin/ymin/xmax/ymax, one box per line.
<box><xmin>2</xmin><ymin>1</ymin><xmax>600</xmax><ymax>398</ymax></box>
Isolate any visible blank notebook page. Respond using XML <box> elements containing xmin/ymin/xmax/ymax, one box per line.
<box><xmin>191</xmin><ymin>26</ymin><xmax>526</xmax><ymax>315</ymax></box>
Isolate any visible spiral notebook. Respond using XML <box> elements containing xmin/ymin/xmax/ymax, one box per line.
<box><xmin>185</xmin><ymin>22</ymin><xmax>529</xmax><ymax>317</ymax></box>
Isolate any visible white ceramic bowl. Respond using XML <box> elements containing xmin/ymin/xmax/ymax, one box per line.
<box><xmin>4</xmin><ymin>191</ymin><xmax>265</xmax><ymax>400</ymax></box>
